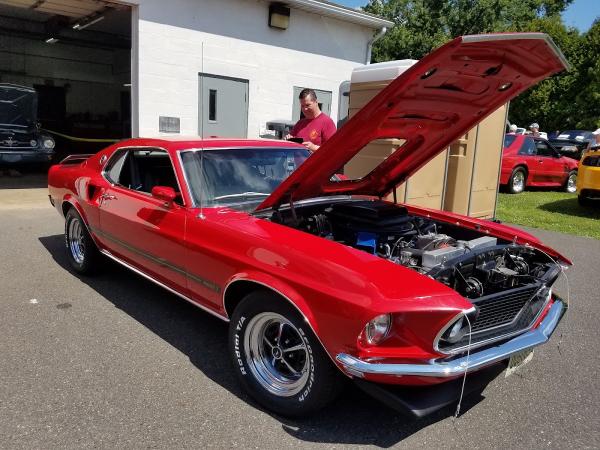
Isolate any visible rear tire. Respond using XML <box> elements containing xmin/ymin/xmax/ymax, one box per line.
<box><xmin>508</xmin><ymin>167</ymin><xmax>527</xmax><ymax>194</ymax></box>
<box><xmin>564</xmin><ymin>171</ymin><xmax>577</xmax><ymax>193</ymax></box>
<box><xmin>64</xmin><ymin>208</ymin><xmax>100</xmax><ymax>274</ymax></box>
<box><xmin>228</xmin><ymin>291</ymin><xmax>341</xmax><ymax>417</ymax></box>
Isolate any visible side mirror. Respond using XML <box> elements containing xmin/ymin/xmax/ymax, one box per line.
<box><xmin>151</xmin><ymin>186</ymin><xmax>177</xmax><ymax>205</ymax></box>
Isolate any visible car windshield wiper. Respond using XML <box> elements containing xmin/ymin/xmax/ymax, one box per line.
<box><xmin>213</xmin><ymin>192</ymin><xmax>270</xmax><ymax>201</ymax></box>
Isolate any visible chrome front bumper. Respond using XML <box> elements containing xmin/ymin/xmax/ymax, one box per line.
<box><xmin>336</xmin><ymin>299</ymin><xmax>566</xmax><ymax>378</ymax></box>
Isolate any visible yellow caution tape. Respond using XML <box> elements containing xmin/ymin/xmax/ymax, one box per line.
<box><xmin>42</xmin><ymin>129</ymin><xmax>120</xmax><ymax>143</ymax></box>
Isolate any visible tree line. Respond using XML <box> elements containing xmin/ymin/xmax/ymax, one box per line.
<box><xmin>363</xmin><ymin>0</ymin><xmax>599</xmax><ymax>131</ymax></box>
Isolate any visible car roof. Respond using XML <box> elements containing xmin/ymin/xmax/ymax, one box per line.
<box><xmin>112</xmin><ymin>137</ymin><xmax>305</xmax><ymax>153</ymax></box>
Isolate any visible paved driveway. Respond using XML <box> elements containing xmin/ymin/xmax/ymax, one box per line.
<box><xmin>1</xmin><ymin>186</ymin><xmax>598</xmax><ymax>449</ymax></box>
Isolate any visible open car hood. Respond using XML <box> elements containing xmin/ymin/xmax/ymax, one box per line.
<box><xmin>0</xmin><ymin>84</ymin><xmax>38</xmax><ymax>130</ymax></box>
<box><xmin>257</xmin><ymin>33</ymin><xmax>569</xmax><ymax>211</ymax></box>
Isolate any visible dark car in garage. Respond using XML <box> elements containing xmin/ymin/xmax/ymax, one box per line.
<box><xmin>0</xmin><ymin>84</ymin><xmax>55</xmax><ymax>165</ymax></box>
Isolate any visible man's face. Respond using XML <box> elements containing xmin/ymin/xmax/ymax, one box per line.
<box><xmin>300</xmin><ymin>96</ymin><xmax>319</xmax><ymax>119</ymax></box>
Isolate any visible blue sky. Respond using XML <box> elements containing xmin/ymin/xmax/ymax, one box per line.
<box><xmin>337</xmin><ymin>0</ymin><xmax>599</xmax><ymax>32</ymax></box>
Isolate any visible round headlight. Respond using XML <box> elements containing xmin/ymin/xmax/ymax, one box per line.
<box><xmin>364</xmin><ymin>314</ymin><xmax>391</xmax><ymax>345</ymax></box>
<box><xmin>30</xmin><ymin>139</ymin><xmax>38</xmax><ymax>147</ymax></box>
<box><xmin>43</xmin><ymin>138</ymin><xmax>55</xmax><ymax>149</ymax></box>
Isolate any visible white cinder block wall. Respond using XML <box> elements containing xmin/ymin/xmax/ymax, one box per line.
<box><xmin>132</xmin><ymin>0</ymin><xmax>375</xmax><ymax>137</ymax></box>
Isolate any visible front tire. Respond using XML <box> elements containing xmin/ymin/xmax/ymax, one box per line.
<box><xmin>228</xmin><ymin>291</ymin><xmax>340</xmax><ymax>417</ymax></box>
<box><xmin>508</xmin><ymin>167</ymin><xmax>527</xmax><ymax>194</ymax></box>
<box><xmin>564</xmin><ymin>171</ymin><xmax>577</xmax><ymax>193</ymax></box>
<box><xmin>64</xmin><ymin>208</ymin><xmax>100</xmax><ymax>274</ymax></box>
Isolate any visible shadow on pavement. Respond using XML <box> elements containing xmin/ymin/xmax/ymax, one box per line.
<box><xmin>38</xmin><ymin>233</ymin><xmax>487</xmax><ymax>447</ymax></box>
<box><xmin>0</xmin><ymin>164</ymin><xmax>48</xmax><ymax>189</ymax></box>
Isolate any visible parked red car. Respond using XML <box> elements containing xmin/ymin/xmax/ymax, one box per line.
<box><xmin>48</xmin><ymin>33</ymin><xmax>570</xmax><ymax>418</ymax></box>
<box><xmin>501</xmin><ymin>134</ymin><xmax>578</xmax><ymax>194</ymax></box>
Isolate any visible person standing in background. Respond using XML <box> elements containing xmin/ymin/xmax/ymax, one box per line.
<box><xmin>285</xmin><ymin>88</ymin><xmax>336</xmax><ymax>152</ymax></box>
<box><xmin>529</xmin><ymin>122</ymin><xmax>540</xmax><ymax>137</ymax></box>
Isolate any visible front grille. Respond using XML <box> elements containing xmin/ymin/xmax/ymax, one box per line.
<box><xmin>471</xmin><ymin>285</ymin><xmax>539</xmax><ymax>332</ymax></box>
<box><xmin>0</xmin><ymin>139</ymin><xmax>35</xmax><ymax>149</ymax></box>
<box><xmin>439</xmin><ymin>284</ymin><xmax>547</xmax><ymax>353</ymax></box>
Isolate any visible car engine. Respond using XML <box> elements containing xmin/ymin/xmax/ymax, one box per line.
<box><xmin>269</xmin><ymin>200</ymin><xmax>560</xmax><ymax>300</ymax></box>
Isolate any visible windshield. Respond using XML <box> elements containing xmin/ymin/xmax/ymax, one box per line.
<box><xmin>0</xmin><ymin>85</ymin><xmax>37</xmax><ymax>128</ymax></box>
<box><xmin>180</xmin><ymin>147</ymin><xmax>310</xmax><ymax>209</ymax></box>
<box><xmin>556</xmin><ymin>130</ymin><xmax>592</xmax><ymax>141</ymax></box>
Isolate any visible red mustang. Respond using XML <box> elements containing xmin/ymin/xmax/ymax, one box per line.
<box><xmin>501</xmin><ymin>134</ymin><xmax>578</xmax><ymax>194</ymax></box>
<box><xmin>48</xmin><ymin>34</ymin><xmax>570</xmax><ymax>418</ymax></box>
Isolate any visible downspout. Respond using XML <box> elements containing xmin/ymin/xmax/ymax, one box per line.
<box><xmin>366</xmin><ymin>27</ymin><xmax>387</xmax><ymax>65</ymax></box>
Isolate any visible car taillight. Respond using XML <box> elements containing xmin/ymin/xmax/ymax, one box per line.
<box><xmin>582</xmin><ymin>156</ymin><xmax>600</xmax><ymax>167</ymax></box>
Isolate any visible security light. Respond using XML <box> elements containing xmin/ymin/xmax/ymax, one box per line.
<box><xmin>269</xmin><ymin>3</ymin><xmax>290</xmax><ymax>30</ymax></box>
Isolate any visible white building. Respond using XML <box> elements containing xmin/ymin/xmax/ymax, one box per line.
<box><xmin>0</xmin><ymin>0</ymin><xmax>392</xmax><ymax>142</ymax></box>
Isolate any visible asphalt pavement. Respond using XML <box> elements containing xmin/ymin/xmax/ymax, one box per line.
<box><xmin>0</xmin><ymin>181</ymin><xmax>598</xmax><ymax>449</ymax></box>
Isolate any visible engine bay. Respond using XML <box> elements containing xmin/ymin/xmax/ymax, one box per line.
<box><xmin>268</xmin><ymin>200</ymin><xmax>560</xmax><ymax>299</ymax></box>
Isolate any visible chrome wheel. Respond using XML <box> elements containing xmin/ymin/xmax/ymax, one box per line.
<box><xmin>566</xmin><ymin>172</ymin><xmax>577</xmax><ymax>193</ymax></box>
<box><xmin>243</xmin><ymin>312</ymin><xmax>309</xmax><ymax>397</ymax></box>
<box><xmin>511</xmin><ymin>170</ymin><xmax>525</xmax><ymax>193</ymax></box>
<box><xmin>67</xmin><ymin>218</ymin><xmax>85</xmax><ymax>264</ymax></box>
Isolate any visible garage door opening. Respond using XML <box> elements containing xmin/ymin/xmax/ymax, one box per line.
<box><xmin>0</xmin><ymin>0</ymin><xmax>132</xmax><ymax>163</ymax></box>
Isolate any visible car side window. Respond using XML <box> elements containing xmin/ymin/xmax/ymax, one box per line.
<box><xmin>535</xmin><ymin>140</ymin><xmax>555</xmax><ymax>157</ymax></box>
<box><xmin>104</xmin><ymin>149</ymin><xmax>129</xmax><ymax>185</ymax></box>
<box><xmin>518</xmin><ymin>137</ymin><xmax>537</xmax><ymax>156</ymax></box>
<box><xmin>104</xmin><ymin>148</ymin><xmax>183</xmax><ymax>205</ymax></box>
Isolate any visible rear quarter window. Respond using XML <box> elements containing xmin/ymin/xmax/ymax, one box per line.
<box><xmin>518</xmin><ymin>137</ymin><xmax>536</xmax><ymax>156</ymax></box>
<box><xmin>504</xmin><ymin>134</ymin><xmax>517</xmax><ymax>148</ymax></box>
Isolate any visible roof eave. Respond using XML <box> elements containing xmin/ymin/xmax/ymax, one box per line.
<box><xmin>285</xmin><ymin>0</ymin><xmax>394</xmax><ymax>29</ymax></box>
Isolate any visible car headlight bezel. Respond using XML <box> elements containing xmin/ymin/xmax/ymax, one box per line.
<box><xmin>364</xmin><ymin>313</ymin><xmax>392</xmax><ymax>345</ymax></box>
<box><xmin>434</xmin><ymin>307</ymin><xmax>478</xmax><ymax>353</ymax></box>
<box><xmin>42</xmin><ymin>137</ymin><xmax>55</xmax><ymax>149</ymax></box>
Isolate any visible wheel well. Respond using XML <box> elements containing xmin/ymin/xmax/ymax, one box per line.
<box><xmin>513</xmin><ymin>165</ymin><xmax>528</xmax><ymax>176</ymax></box>
<box><xmin>512</xmin><ymin>164</ymin><xmax>529</xmax><ymax>178</ymax></box>
<box><xmin>224</xmin><ymin>280</ymin><xmax>285</xmax><ymax>319</ymax></box>
<box><xmin>61</xmin><ymin>201</ymin><xmax>73</xmax><ymax>217</ymax></box>
<box><xmin>222</xmin><ymin>280</ymin><xmax>335</xmax><ymax>367</ymax></box>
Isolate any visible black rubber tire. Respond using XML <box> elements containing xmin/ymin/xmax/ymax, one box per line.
<box><xmin>508</xmin><ymin>167</ymin><xmax>527</xmax><ymax>194</ymax></box>
<box><xmin>578</xmin><ymin>194</ymin><xmax>593</xmax><ymax>206</ymax></box>
<box><xmin>64</xmin><ymin>207</ymin><xmax>100</xmax><ymax>275</ymax></box>
<box><xmin>228</xmin><ymin>290</ymin><xmax>341</xmax><ymax>417</ymax></box>
<box><xmin>564</xmin><ymin>170</ymin><xmax>577</xmax><ymax>193</ymax></box>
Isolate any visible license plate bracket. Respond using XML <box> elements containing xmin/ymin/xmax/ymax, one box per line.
<box><xmin>505</xmin><ymin>348</ymin><xmax>534</xmax><ymax>377</ymax></box>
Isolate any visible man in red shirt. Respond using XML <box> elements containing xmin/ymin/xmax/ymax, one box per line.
<box><xmin>285</xmin><ymin>88</ymin><xmax>336</xmax><ymax>152</ymax></box>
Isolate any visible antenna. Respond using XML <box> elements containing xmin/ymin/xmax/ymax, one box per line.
<box><xmin>199</xmin><ymin>41</ymin><xmax>205</xmax><ymax>220</ymax></box>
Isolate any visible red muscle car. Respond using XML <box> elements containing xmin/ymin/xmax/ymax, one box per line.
<box><xmin>48</xmin><ymin>33</ymin><xmax>570</xmax><ymax>418</ymax></box>
<box><xmin>501</xmin><ymin>134</ymin><xmax>578</xmax><ymax>194</ymax></box>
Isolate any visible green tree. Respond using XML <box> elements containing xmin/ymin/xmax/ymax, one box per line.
<box><xmin>507</xmin><ymin>15</ymin><xmax>583</xmax><ymax>131</ymax></box>
<box><xmin>364</xmin><ymin>0</ymin><xmax>574</xmax><ymax>61</ymax></box>
<box><xmin>572</xmin><ymin>19</ymin><xmax>600</xmax><ymax>129</ymax></box>
<box><xmin>362</xmin><ymin>0</ymin><xmax>598</xmax><ymax>132</ymax></box>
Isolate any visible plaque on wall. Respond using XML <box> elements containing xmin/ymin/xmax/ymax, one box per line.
<box><xmin>159</xmin><ymin>116</ymin><xmax>180</xmax><ymax>133</ymax></box>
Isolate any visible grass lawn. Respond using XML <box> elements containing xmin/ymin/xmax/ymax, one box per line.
<box><xmin>496</xmin><ymin>191</ymin><xmax>600</xmax><ymax>240</ymax></box>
